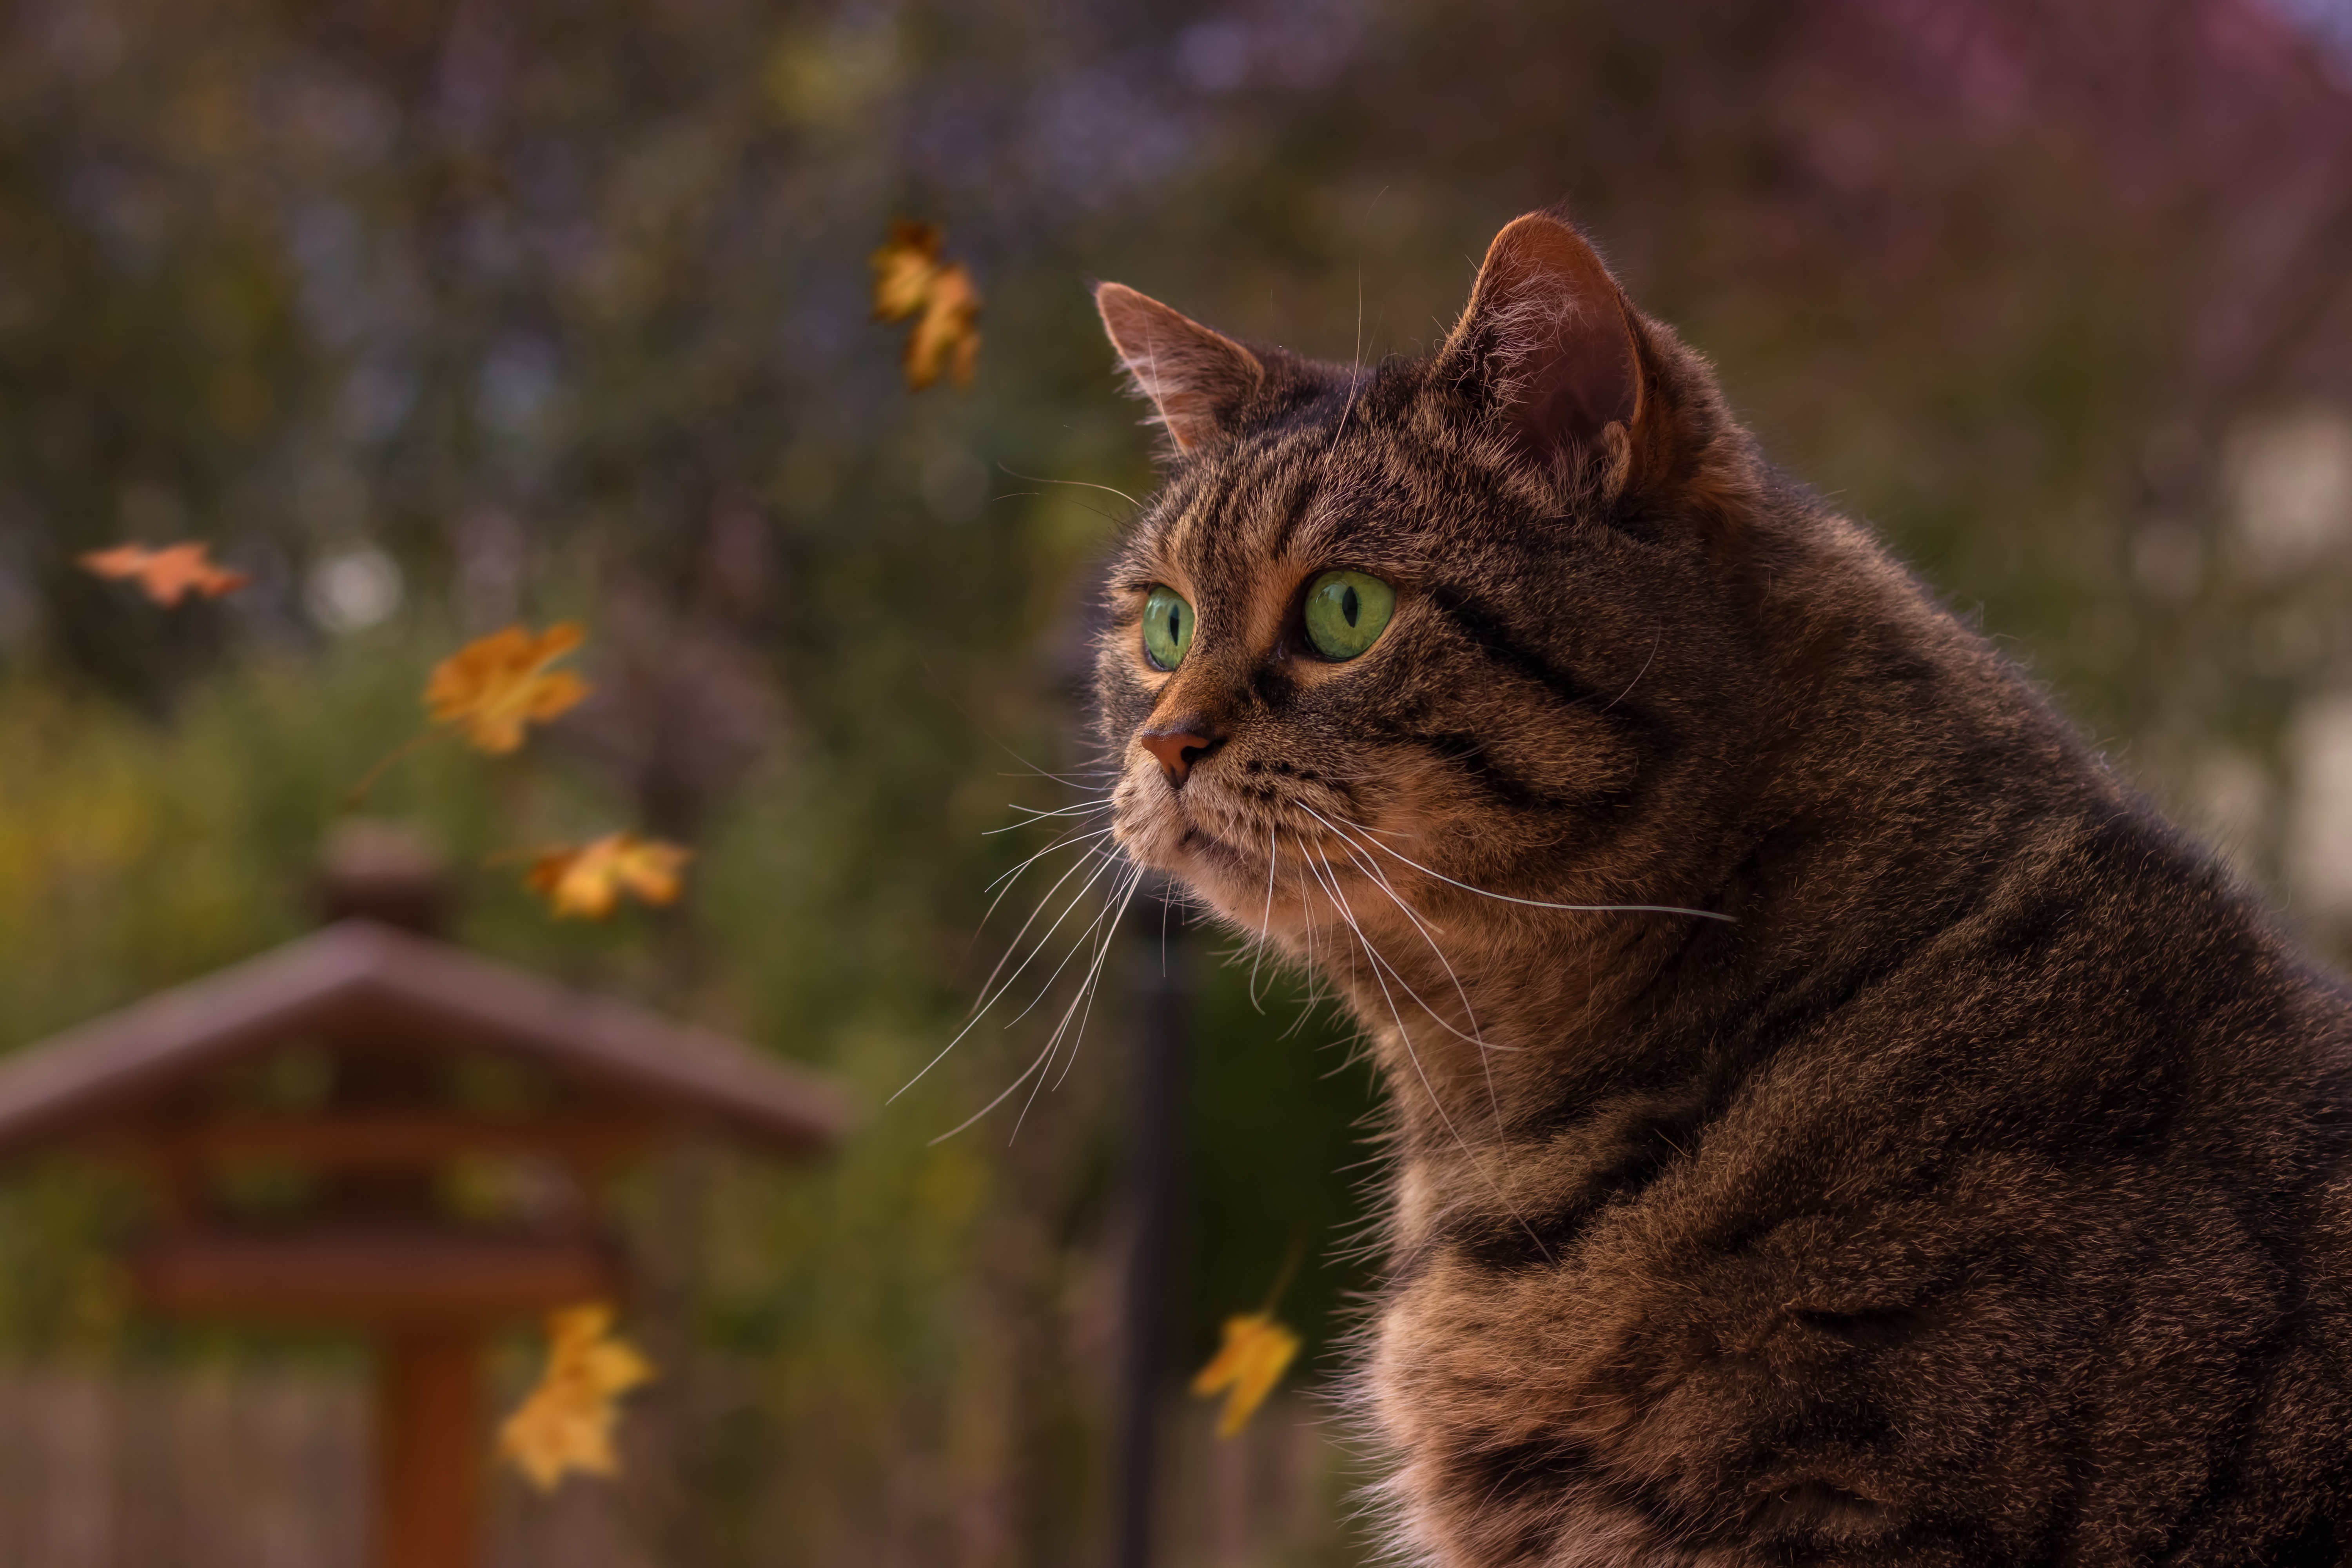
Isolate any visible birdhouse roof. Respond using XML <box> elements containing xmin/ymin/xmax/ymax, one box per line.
<box><xmin>0</xmin><ymin>919</ymin><xmax>848</xmax><ymax>1156</ymax></box>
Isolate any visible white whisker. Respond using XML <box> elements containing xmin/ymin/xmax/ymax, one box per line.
<box><xmin>1247</xmin><ymin>822</ymin><xmax>1281</xmax><ymax>1014</ymax></box>
<box><xmin>1306</xmin><ymin>811</ymin><xmax>1513</xmax><ymax>1140</ymax></box>
<box><xmin>971</xmin><ymin>837</ymin><xmax>1124</xmax><ymax>1007</ymax></box>
<box><xmin>982</xmin><ymin>823</ymin><xmax>1113</xmax><ymax>900</ymax></box>
<box><xmin>995</xmin><ymin>461</ymin><xmax>1141</xmax><ymax>511</ymax></box>
<box><xmin>1304</xmin><ymin>845</ymin><xmax>1554</xmax><ymax>1267</ymax></box>
<box><xmin>986</xmin><ymin>798</ymin><xmax>1114</xmax><ymax>832</ymax></box>
<box><xmin>1297</xmin><ymin>805</ymin><xmax>1505</xmax><ymax>1052</ymax></box>
<box><xmin>895</xmin><ymin>844</ymin><xmax>1125</xmax><ymax>1102</ymax></box>
<box><xmin>1347</xmin><ymin>829</ymin><xmax>1733</xmax><ymax>922</ymax></box>
<box><xmin>987</xmin><ymin>853</ymin><xmax>1141</xmax><ymax>1034</ymax></box>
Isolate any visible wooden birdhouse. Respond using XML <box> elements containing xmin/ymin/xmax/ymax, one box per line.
<box><xmin>0</xmin><ymin>825</ymin><xmax>848</xmax><ymax>1568</ymax></box>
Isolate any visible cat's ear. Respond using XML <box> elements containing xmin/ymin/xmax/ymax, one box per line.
<box><xmin>1436</xmin><ymin>212</ymin><xmax>1646</xmax><ymax>483</ymax></box>
<box><xmin>1094</xmin><ymin>282</ymin><xmax>1265</xmax><ymax>454</ymax></box>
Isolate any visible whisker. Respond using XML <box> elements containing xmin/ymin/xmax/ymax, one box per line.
<box><xmin>982</xmin><ymin>823</ymin><xmax>1113</xmax><ymax>900</ymax></box>
<box><xmin>993</xmin><ymin>766</ymin><xmax>1124</xmax><ymax>788</ymax></box>
<box><xmin>1330</xmin><ymin>270</ymin><xmax>1366</xmax><ymax>450</ymax></box>
<box><xmin>1304</xmin><ymin>809</ymin><xmax>1514</xmax><ymax>1049</ymax></box>
<box><xmin>928</xmin><ymin>1032</ymin><xmax>1060</xmax><ymax>1145</ymax></box>
<box><xmin>972</xmin><ymin>837</ymin><xmax>1124</xmax><ymax>1003</ymax></box>
<box><xmin>1304</xmin><ymin>845</ymin><xmax>1554</xmax><ymax>1267</ymax></box>
<box><xmin>952</xmin><ymin>862</ymin><xmax>1144</xmax><ymax>1145</ymax></box>
<box><xmin>1248</xmin><ymin>822</ymin><xmax>1282</xmax><ymax>1014</ymax></box>
<box><xmin>995</xmin><ymin>461</ymin><xmax>1141</xmax><ymax>511</ymax></box>
<box><xmin>986</xmin><ymin>798</ymin><xmax>1114</xmax><ymax>832</ymax></box>
<box><xmin>987</xmin><ymin>852</ymin><xmax>1140</xmax><ymax>1033</ymax></box>
<box><xmin>1346</xmin><ymin>829</ymin><xmax>1733</xmax><ymax>922</ymax></box>
<box><xmin>895</xmin><ymin>844</ymin><xmax>1124</xmax><ymax>1101</ymax></box>
<box><xmin>1602</xmin><ymin>630</ymin><xmax>1659</xmax><ymax>713</ymax></box>
<box><xmin>1042</xmin><ymin>864</ymin><xmax>1148</xmax><ymax>1096</ymax></box>
<box><xmin>1309</xmin><ymin>815</ymin><xmax>1514</xmax><ymax>1140</ymax></box>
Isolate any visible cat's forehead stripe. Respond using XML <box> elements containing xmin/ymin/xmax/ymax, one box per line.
<box><xmin>1161</xmin><ymin>437</ymin><xmax>1307</xmax><ymax>579</ymax></box>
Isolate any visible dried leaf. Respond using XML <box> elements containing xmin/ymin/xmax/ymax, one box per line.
<box><xmin>78</xmin><ymin>541</ymin><xmax>250</xmax><ymax>605</ymax></box>
<box><xmin>423</xmin><ymin>623</ymin><xmax>591</xmax><ymax>755</ymax></box>
<box><xmin>869</xmin><ymin>221</ymin><xmax>982</xmax><ymax>390</ymax></box>
<box><xmin>525</xmin><ymin>833</ymin><xmax>693</xmax><ymax>920</ymax></box>
<box><xmin>498</xmin><ymin>1303</ymin><xmax>657</xmax><ymax>1493</ymax></box>
<box><xmin>1191</xmin><ymin>1310</ymin><xmax>1301</xmax><ymax>1439</ymax></box>
<box><xmin>869</xmin><ymin>220</ymin><xmax>943</xmax><ymax>321</ymax></box>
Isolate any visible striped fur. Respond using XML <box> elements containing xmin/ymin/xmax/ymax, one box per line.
<box><xmin>1092</xmin><ymin>212</ymin><xmax>2352</xmax><ymax>1566</ymax></box>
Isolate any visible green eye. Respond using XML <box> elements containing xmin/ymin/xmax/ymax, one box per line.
<box><xmin>1303</xmin><ymin>570</ymin><xmax>1396</xmax><ymax>661</ymax></box>
<box><xmin>1142</xmin><ymin>585</ymin><xmax>1195</xmax><ymax>670</ymax></box>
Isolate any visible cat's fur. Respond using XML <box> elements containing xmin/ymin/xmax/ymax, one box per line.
<box><xmin>1089</xmin><ymin>212</ymin><xmax>2352</xmax><ymax>1566</ymax></box>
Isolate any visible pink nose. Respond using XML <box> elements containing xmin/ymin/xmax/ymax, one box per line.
<box><xmin>1140</xmin><ymin>723</ymin><xmax>1221</xmax><ymax>787</ymax></box>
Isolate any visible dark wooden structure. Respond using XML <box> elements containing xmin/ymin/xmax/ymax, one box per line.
<box><xmin>0</xmin><ymin>883</ymin><xmax>847</xmax><ymax>1568</ymax></box>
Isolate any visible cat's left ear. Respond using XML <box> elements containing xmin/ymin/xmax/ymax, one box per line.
<box><xmin>1435</xmin><ymin>211</ymin><xmax>1649</xmax><ymax>488</ymax></box>
<box><xmin>1094</xmin><ymin>282</ymin><xmax>1265</xmax><ymax>454</ymax></box>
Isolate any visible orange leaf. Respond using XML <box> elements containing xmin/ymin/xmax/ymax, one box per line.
<box><xmin>1190</xmin><ymin>1310</ymin><xmax>1301</xmax><ymax>1439</ymax></box>
<box><xmin>869</xmin><ymin>220</ymin><xmax>943</xmax><ymax>322</ymax></box>
<box><xmin>78</xmin><ymin>541</ymin><xmax>250</xmax><ymax>605</ymax></box>
<box><xmin>497</xmin><ymin>1302</ymin><xmax>657</xmax><ymax>1493</ymax></box>
<box><xmin>423</xmin><ymin>623</ymin><xmax>591</xmax><ymax>755</ymax></box>
<box><xmin>525</xmin><ymin>833</ymin><xmax>693</xmax><ymax>920</ymax></box>
<box><xmin>869</xmin><ymin>221</ymin><xmax>982</xmax><ymax>391</ymax></box>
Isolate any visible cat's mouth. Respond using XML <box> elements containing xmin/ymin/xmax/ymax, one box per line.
<box><xmin>1111</xmin><ymin>767</ymin><xmax>1250</xmax><ymax>880</ymax></box>
<box><xmin>1111</xmin><ymin>760</ymin><xmax>1384</xmax><ymax>937</ymax></box>
<box><xmin>1173</xmin><ymin>818</ymin><xmax>1254</xmax><ymax>874</ymax></box>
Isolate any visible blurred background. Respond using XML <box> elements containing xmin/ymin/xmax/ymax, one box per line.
<box><xmin>4</xmin><ymin>0</ymin><xmax>2352</xmax><ymax>1563</ymax></box>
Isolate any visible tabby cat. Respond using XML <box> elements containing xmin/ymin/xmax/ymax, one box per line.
<box><xmin>1087</xmin><ymin>211</ymin><xmax>2352</xmax><ymax>1566</ymax></box>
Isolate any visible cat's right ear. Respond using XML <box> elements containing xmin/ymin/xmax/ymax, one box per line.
<box><xmin>1434</xmin><ymin>212</ymin><xmax>1648</xmax><ymax>489</ymax></box>
<box><xmin>1094</xmin><ymin>282</ymin><xmax>1265</xmax><ymax>455</ymax></box>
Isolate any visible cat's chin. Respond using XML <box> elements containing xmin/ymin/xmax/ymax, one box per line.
<box><xmin>1110</xmin><ymin>793</ymin><xmax>1269</xmax><ymax>923</ymax></box>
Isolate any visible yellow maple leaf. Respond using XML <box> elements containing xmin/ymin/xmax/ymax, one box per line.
<box><xmin>1191</xmin><ymin>1310</ymin><xmax>1301</xmax><ymax>1439</ymax></box>
<box><xmin>498</xmin><ymin>1303</ymin><xmax>657</xmax><ymax>1493</ymax></box>
<box><xmin>79</xmin><ymin>541</ymin><xmax>250</xmax><ymax>605</ymax></box>
<box><xmin>423</xmin><ymin>622</ymin><xmax>591</xmax><ymax>755</ymax></box>
<box><xmin>869</xmin><ymin>220</ymin><xmax>982</xmax><ymax>391</ymax></box>
<box><xmin>525</xmin><ymin>833</ymin><xmax>693</xmax><ymax>919</ymax></box>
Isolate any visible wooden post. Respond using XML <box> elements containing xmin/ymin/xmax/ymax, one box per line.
<box><xmin>1116</xmin><ymin>884</ymin><xmax>1189</xmax><ymax>1568</ymax></box>
<box><xmin>373</xmin><ymin>1326</ymin><xmax>484</xmax><ymax>1568</ymax></box>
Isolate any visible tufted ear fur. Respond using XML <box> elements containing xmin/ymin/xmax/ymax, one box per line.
<box><xmin>1094</xmin><ymin>281</ymin><xmax>1265</xmax><ymax>454</ymax></box>
<box><xmin>1437</xmin><ymin>211</ymin><xmax>1646</xmax><ymax>485</ymax></box>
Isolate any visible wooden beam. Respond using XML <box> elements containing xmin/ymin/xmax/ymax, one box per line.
<box><xmin>156</xmin><ymin>1110</ymin><xmax>662</xmax><ymax>1169</ymax></box>
<box><xmin>0</xmin><ymin>920</ymin><xmax>850</xmax><ymax>1157</ymax></box>
<box><xmin>374</xmin><ymin>1327</ymin><xmax>483</xmax><ymax>1568</ymax></box>
<box><xmin>133</xmin><ymin>1232</ymin><xmax>616</xmax><ymax>1322</ymax></box>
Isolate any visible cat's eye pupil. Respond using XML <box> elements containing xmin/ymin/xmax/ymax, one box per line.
<box><xmin>1303</xmin><ymin>570</ymin><xmax>1395</xmax><ymax>662</ymax></box>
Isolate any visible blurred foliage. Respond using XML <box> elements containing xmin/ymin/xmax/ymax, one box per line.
<box><xmin>3</xmin><ymin>0</ymin><xmax>2352</xmax><ymax>1561</ymax></box>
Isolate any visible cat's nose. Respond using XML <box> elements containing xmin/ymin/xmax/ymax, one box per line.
<box><xmin>1139</xmin><ymin>720</ymin><xmax>1223</xmax><ymax>788</ymax></box>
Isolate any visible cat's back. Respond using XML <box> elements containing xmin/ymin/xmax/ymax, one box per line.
<box><xmin>1385</xmin><ymin>788</ymin><xmax>2352</xmax><ymax>1566</ymax></box>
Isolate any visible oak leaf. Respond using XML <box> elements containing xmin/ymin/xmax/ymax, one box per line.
<box><xmin>869</xmin><ymin>220</ymin><xmax>982</xmax><ymax>390</ymax></box>
<box><xmin>78</xmin><ymin>542</ymin><xmax>250</xmax><ymax>605</ymax></box>
<box><xmin>423</xmin><ymin>623</ymin><xmax>591</xmax><ymax>754</ymax></box>
<box><xmin>1191</xmin><ymin>1310</ymin><xmax>1301</xmax><ymax>1439</ymax></box>
<box><xmin>498</xmin><ymin>1303</ymin><xmax>657</xmax><ymax>1492</ymax></box>
<box><xmin>525</xmin><ymin>833</ymin><xmax>693</xmax><ymax>920</ymax></box>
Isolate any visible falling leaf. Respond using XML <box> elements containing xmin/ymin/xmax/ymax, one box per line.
<box><xmin>870</xmin><ymin>220</ymin><xmax>942</xmax><ymax>319</ymax></box>
<box><xmin>525</xmin><ymin>833</ymin><xmax>693</xmax><ymax>920</ymax></box>
<box><xmin>423</xmin><ymin>622</ymin><xmax>592</xmax><ymax>755</ymax></box>
<box><xmin>498</xmin><ymin>1302</ymin><xmax>657</xmax><ymax>1493</ymax></box>
<box><xmin>1191</xmin><ymin>1310</ymin><xmax>1301</xmax><ymax>1439</ymax></box>
<box><xmin>78</xmin><ymin>542</ymin><xmax>250</xmax><ymax>605</ymax></box>
<box><xmin>869</xmin><ymin>220</ymin><xmax>982</xmax><ymax>390</ymax></box>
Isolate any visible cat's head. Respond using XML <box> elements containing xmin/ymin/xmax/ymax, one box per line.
<box><xmin>1091</xmin><ymin>212</ymin><xmax>1775</xmax><ymax>965</ymax></box>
